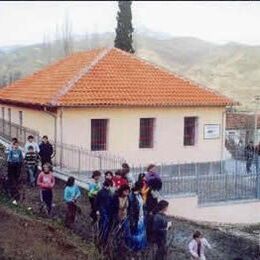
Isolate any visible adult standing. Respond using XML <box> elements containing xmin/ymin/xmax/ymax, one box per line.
<box><xmin>39</xmin><ymin>135</ymin><xmax>54</xmax><ymax>166</ymax></box>
<box><xmin>95</xmin><ymin>179</ymin><xmax>114</xmax><ymax>246</ymax></box>
<box><xmin>110</xmin><ymin>184</ymin><xmax>131</xmax><ymax>256</ymax></box>
<box><xmin>255</xmin><ymin>141</ymin><xmax>260</xmax><ymax>174</ymax></box>
<box><xmin>126</xmin><ymin>182</ymin><xmax>147</xmax><ymax>252</ymax></box>
<box><xmin>244</xmin><ymin>141</ymin><xmax>255</xmax><ymax>173</ymax></box>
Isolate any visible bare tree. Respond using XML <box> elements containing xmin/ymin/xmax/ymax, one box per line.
<box><xmin>61</xmin><ymin>13</ymin><xmax>74</xmax><ymax>56</ymax></box>
<box><xmin>42</xmin><ymin>32</ymin><xmax>52</xmax><ymax>64</ymax></box>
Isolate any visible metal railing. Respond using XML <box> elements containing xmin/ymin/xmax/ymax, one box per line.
<box><xmin>0</xmin><ymin>118</ymin><xmax>40</xmax><ymax>146</ymax></box>
<box><xmin>0</xmin><ymin>118</ymin><xmax>126</xmax><ymax>172</ymax></box>
<box><xmin>130</xmin><ymin>160</ymin><xmax>259</xmax><ymax>204</ymax></box>
<box><xmin>1</xmin><ymin>117</ymin><xmax>260</xmax><ymax>205</ymax></box>
<box><xmin>52</xmin><ymin>142</ymin><xmax>126</xmax><ymax>172</ymax></box>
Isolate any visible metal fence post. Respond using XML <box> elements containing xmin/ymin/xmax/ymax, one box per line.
<box><xmin>178</xmin><ymin>163</ymin><xmax>181</xmax><ymax>177</ymax></box>
<box><xmin>78</xmin><ymin>148</ymin><xmax>81</xmax><ymax>173</ymax></box>
<box><xmin>160</xmin><ymin>163</ymin><xmax>163</xmax><ymax>178</ymax></box>
<box><xmin>60</xmin><ymin>144</ymin><xmax>63</xmax><ymax>170</ymax></box>
<box><xmin>195</xmin><ymin>162</ymin><xmax>199</xmax><ymax>193</ymax></box>
<box><xmin>99</xmin><ymin>154</ymin><xmax>102</xmax><ymax>170</ymax></box>
<box><xmin>256</xmin><ymin>165</ymin><xmax>260</xmax><ymax>199</ymax></box>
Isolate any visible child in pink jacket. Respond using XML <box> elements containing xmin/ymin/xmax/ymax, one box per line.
<box><xmin>37</xmin><ymin>163</ymin><xmax>55</xmax><ymax>215</ymax></box>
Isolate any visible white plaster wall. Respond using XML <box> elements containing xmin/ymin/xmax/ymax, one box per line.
<box><xmin>0</xmin><ymin>104</ymin><xmax>55</xmax><ymax>140</ymax></box>
<box><xmin>168</xmin><ymin>196</ymin><xmax>260</xmax><ymax>224</ymax></box>
<box><xmin>61</xmin><ymin>107</ymin><xmax>225</xmax><ymax>165</ymax></box>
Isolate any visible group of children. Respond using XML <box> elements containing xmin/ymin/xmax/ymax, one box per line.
<box><xmin>6</xmin><ymin>135</ymin><xmax>54</xmax><ymax>207</ymax></box>
<box><xmin>4</xmin><ymin>136</ymin><xmax>212</xmax><ymax>259</ymax></box>
<box><xmin>64</xmin><ymin>163</ymin><xmax>212</xmax><ymax>260</ymax></box>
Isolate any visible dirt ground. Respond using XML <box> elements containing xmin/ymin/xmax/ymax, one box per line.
<box><xmin>0</xmin><ymin>159</ymin><xmax>259</xmax><ymax>259</ymax></box>
<box><xmin>0</xmin><ymin>204</ymin><xmax>93</xmax><ymax>260</ymax></box>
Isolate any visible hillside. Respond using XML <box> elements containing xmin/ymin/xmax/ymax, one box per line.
<box><xmin>0</xmin><ymin>32</ymin><xmax>259</xmax><ymax>110</ymax></box>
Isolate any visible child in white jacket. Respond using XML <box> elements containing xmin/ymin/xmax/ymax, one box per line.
<box><xmin>188</xmin><ymin>230</ymin><xmax>212</xmax><ymax>260</ymax></box>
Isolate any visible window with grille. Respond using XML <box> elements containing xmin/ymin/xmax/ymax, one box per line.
<box><xmin>8</xmin><ymin>108</ymin><xmax>11</xmax><ymax>123</ymax></box>
<box><xmin>19</xmin><ymin>111</ymin><xmax>23</xmax><ymax>127</ymax></box>
<box><xmin>91</xmin><ymin>119</ymin><xmax>108</xmax><ymax>151</ymax></box>
<box><xmin>139</xmin><ymin>118</ymin><xmax>155</xmax><ymax>148</ymax></box>
<box><xmin>184</xmin><ymin>117</ymin><xmax>198</xmax><ymax>146</ymax></box>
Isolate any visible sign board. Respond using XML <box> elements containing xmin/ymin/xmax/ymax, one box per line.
<box><xmin>204</xmin><ymin>124</ymin><xmax>220</xmax><ymax>139</ymax></box>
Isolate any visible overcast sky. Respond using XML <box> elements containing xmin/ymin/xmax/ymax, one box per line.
<box><xmin>0</xmin><ymin>1</ymin><xmax>259</xmax><ymax>47</ymax></box>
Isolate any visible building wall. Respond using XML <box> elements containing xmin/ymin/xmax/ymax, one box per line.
<box><xmin>61</xmin><ymin>107</ymin><xmax>225</xmax><ymax>165</ymax></box>
<box><xmin>0</xmin><ymin>104</ymin><xmax>226</xmax><ymax>165</ymax></box>
<box><xmin>0</xmin><ymin>104</ymin><xmax>55</xmax><ymax>140</ymax></box>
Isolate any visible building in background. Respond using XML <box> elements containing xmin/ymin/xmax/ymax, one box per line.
<box><xmin>0</xmin><ymin>48</ymin><xmax>235</xmax><ymax>165</ymax></box>
<box><xmin>226</xmin><ymin>112</ymin><xmax>260</xmax><ymax>145</ymax></box>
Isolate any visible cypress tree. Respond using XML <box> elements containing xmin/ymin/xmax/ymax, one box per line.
<box><xmin>114</xmin><ymin>1</ymin><xmax>135</xmax><ymax>53</ymax></box>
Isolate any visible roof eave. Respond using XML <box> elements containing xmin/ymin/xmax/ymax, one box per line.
<box><xmin>0</xmin><ymin>99</ymin><xmax>58</xmax><ymax>111</ymax></box>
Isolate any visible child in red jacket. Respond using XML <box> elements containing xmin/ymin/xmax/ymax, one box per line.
<box><xmin>37</xmin><ymin>163</ymin><xmax>55</xmax><ymax>216</ymax></box>
<box><xmin>112</xmin><ymin>170</ymin><xmax>128</xmax><ymax>190</ymax></box>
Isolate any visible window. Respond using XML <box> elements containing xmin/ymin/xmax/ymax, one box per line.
<box><xmin>139</xmin><ymin>118</ymin><xmax>155</xmax><ymax>148</ymax></box>
<box><xmin>184</xmin><ymin>117</ymin><xmax>198</xmax><ymax>146</ymax></box>
<box><xmin>91</xmin><ymin>119</ymin><xmax>108</xmax><ymax>151</ymax></box>
<box><xmin>8</xmin><ymin>108</ymin><xmax>11</xmax><ymax>123</ymax></box>
<box><xmin>19</xmin><ymin>111</ymin><xmax>23</xmax><ymax>127</ymax></box>
<box><xmin>1</xmin><ymin>107</ymin><xmax>4</xmax><ymax>120</ymax></box>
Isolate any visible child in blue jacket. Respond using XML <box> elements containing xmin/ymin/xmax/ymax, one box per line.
<box><xmin>7</xmin><ymin>140</ymin><xmax>23</xmax><ymax>204</ymax></box>
<box><xmin>64</xmin><ymin>176</ymin><xmax>81</xmax><ymax>228</ymax></box>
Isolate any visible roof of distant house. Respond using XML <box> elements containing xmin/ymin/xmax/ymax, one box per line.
<box><xmin>226</xmin><ymin>112</ymin><xmax>260</xmax><ymax>130</ymax></box>
<box><xmin>0</xmin><ymin>47</ymin><xmax>236</xmax><ymax>108</ymax></box>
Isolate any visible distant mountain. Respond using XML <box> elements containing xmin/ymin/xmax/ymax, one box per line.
<box><xmin>0</xmin><ymin>31</ymin><xmax>259</xmax><ymax>110</ymax></box>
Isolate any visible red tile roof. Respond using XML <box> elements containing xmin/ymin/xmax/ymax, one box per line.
<box><xmin>0</xmin><ymin>47</ymin><xmax>236</xmax><ymax>108</ymax></box>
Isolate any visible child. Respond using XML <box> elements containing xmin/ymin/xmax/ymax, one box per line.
<box><xmin>37</xmin><ymin>163</ymin><xmax>55</xmax><ymax>216</ymax></box>
<box><xmin>95</xmin><ymin>179</ymin><xmax>114</xmax><ymax>245</ymax></box>
<box><xmin>24</xmin><ymin>145</ymin><xmax>40</xmax><ymax>187</ymax></box>
<box><xmin>145</xmin><ymin>164</ymin><xmax>162</xmax><ymax>186</ymax></box>
<box><xmin>25</xmin><ymin>135</ymin><xmax>40</xmax><ymax>153</ymax></box>
<box><xmin>112</xmin><ymin>170</ymin><xmax>128</xmax><ymax>190</ymax></box>
<box><xmin>104</xmin><ymin>171</ymin><xmax>114</xmax><ymax>181</ymax></box>
<box><xmin>7</xmin><ymin>140</ymin><xmax>23</xmax><ymax>205</ymax></box>
<box><xmin>121</xmin><ymin>163</ymin><xmax>135</xmax><ymax>188</ymax></box>
<box><xmin>5</xmin><ymin>137</ymin><xmax>18</xmax><ymax>155</ymax></box>
<box><xmin>105</xmin><ymin>171</ymin><xmax>116</xmax><ymax>193</ymax></box>
<box><xmin>152</xmin><ymin>200</ymin><xmax>172</xmax><ymax>260</ymax></box>
<box><xmin>39</xmin><ymin>135</ymin><xmax>54</xmax><ymax>166</ymax></box>
<box><xmin>188</xmin><ymin>231</ymin><xmax>211</xmax><ymax>260</ymax></box>
<box><xmin>86</xmin><ymin>170</ymin><xmax>102</xmax><ymax>223</ymax></box>
<box><xmin>64</xmin><ymin>176</ymin><xmax>81</xmax><ymax>228</ymax></box>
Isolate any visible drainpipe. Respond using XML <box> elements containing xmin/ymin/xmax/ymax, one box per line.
<box><xmin>43</xmin><ymin>107</ymin><xmax>57</xmax><ymax>146</ymax></box>
<box><xmin>59</xmin><ymin>108</ymin><xmax>64</xmax><ymax>169</ymax></box>
<box><xmin>221</xmin><ymin>108</ymin><xmax>226</xmax><ymax>174</ymax></box>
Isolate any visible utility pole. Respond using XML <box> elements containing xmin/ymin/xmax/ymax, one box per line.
<box><xmin>254</xmin><ymin>95</ymin><xmax>260</xmax><ymax>145</ymax></box>
<box><xmin>253</xmin><ymin>95</ymin><xmax>260</xmax><ymax>199</ymax></box>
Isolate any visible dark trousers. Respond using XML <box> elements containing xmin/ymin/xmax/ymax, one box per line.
<box><xmin>65</xmin><ymin>202</ymin><xmax>77</xmax><ymax>228</ymax></box>
<box><xmin>41</xmin><ymin>189</ymin><xmax>53</xmax><ymax>214</ymax></box>
<box><xmin>246</xmin><ymin>158</ymin><xmax>253</xmax><ymax>173</ymax></box>
<box><xmin>7</xmin><ymin>162</ymin><xmax>22</xmax><ymax>201</ymax></box>
<box><xmin>155</xmin><ymin>240</ymin><xmax>167</xmax><ymax>260</ymax></box>
<box><xmin>89</xmin><ymin>196</ymin><xmax>97</xmax><ymax>222</ymax></box>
